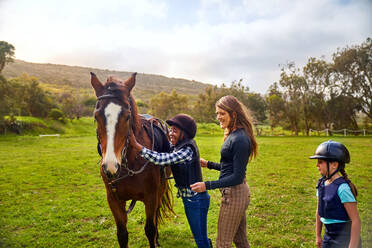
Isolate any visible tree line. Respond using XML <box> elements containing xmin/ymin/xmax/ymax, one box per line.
<box><xmin>266</xmin><ymin>38</ymin><xmax>371</xmax><ymax>135</ymax></box>
<box><xmin>0</xmin><ymin>38</ymin><xmax>371</xmax><ymax>135</ymax></box>
<box><xmin>148</xmin><ymin>38</ymin><xmax>371</xmax><ymax>135</ymax></box>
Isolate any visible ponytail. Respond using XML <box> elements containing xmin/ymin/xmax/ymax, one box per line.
<box><xmin>339</xmin><ymin>168</ymin><xmax>358</xmax><ymax>198</ymax></box>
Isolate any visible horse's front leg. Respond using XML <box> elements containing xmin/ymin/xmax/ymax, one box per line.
<box><xmin>107</xmin><ymin>196</ymin><xmax>128</xmax><ymax>248</ymax></box>
<box><xmin>144</xmin><ymin>199</ymin><xmax>159</xmax><ymax>248</ymax></box>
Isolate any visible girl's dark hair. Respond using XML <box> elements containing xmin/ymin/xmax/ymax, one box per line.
<box><xmin>176</xmin><ymin>129</ymin><xmax>190</xmax><ymax>146</ymax></box>
<box><xmin>216</xmin><ymin>95</ymin><xmax>257</xmax><ymax>160</ymax></box>
<box><xmin>326</xmin><ymin>159</ymin><xmax>358</xmax><ymax>198</ymax></box>
<box><xmin>339</xmin><ymin>166</ymin><xmax>358</xmax><ymax>198</ymax></box>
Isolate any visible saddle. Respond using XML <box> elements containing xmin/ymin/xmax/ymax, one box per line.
<box><xmin>140</xmin><ymin>115</ymin><xmax>171</xmax><ymax>153</ymax></box>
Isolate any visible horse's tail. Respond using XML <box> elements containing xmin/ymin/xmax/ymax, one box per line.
<box><xmin>157</xmin><ymin>166</ymin><xmax>175</xmax><ymax>223</ymax></box>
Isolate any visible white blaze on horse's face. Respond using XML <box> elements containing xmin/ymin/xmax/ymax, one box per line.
<box><xmin>103</xmin><ymin>102</ymin><xmax>122</xmax><ymax>175</ymax></box>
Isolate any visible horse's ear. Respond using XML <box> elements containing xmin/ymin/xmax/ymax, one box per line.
<box><xmin>123</xmin><ymin>72</ymin><xmax>137</xmax><ymax>93</ymax></box>
<box><xmin>90</xmin><ymin>72</ymin><xmax>104</xmax><ymax>97</ymax></box>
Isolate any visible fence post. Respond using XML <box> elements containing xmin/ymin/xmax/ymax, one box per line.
<box><xmin>364</xmin><ymin>129</ymin><xmax>366</xmax><ymax>136</ymax></box>
<box><xmin>309</xmin><ymin>129</ymin><xmax>311</xmax><ymax>136</ymax></box>
<box><xmin>344</xmin><ymin>129</ymin><xmax>346</xmax><ymax>136</ymax></box>
<box><xmin>326</xmin><ymin>129</ymin><xmax>329</xmax><ymax>136</ymax></box>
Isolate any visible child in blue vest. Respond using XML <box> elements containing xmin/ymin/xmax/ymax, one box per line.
<box><xmin>310</xmin><ymin>140</ymin><xmax>361</xmax><ymax>248</ymax></box>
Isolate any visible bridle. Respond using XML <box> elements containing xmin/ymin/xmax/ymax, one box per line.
<box><xmin>95</xmin><ymin>90</ymin><xmax>154</xmax><ymax>184</ymax></box>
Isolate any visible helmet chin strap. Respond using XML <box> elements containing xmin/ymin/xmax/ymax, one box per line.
<box><xmin>326</xmin><ymin>161</ymin><xmax>339</xmax><ymax>180</ymax></box>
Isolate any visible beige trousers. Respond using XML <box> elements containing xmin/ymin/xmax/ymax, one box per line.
<box><xmin>216</xmin><ymin>182</ymin><xmax>250</xmax><ymax>248</ymax></box>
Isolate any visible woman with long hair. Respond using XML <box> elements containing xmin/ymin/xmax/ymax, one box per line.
<box><xmin>191</xmin><ymin>95</ymin><xmax>257</xmax><ymax>248</ymax></box>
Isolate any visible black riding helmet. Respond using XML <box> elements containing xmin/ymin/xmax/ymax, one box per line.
<box><xmin>309</xmin><ymin>140</ymin><xmax>350</xmax><ymax>164</ymax></box>
<box><xmin>310</xmin><ymin>140</ymin><xmax>350</xmax><ymax>179</ymax></box>
<box><xmin>166</xmin><ymin>114</ymin><xmax>197</xmax><ymax>139</ymax></box>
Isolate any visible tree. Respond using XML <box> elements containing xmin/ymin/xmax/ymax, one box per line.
<box><xmin>221</xmin><ymin>79</ymin><xmax>266</xmax><ymax>124</ymax></box>
<box><xmin>0</xmin><ymin>41</ymin><xmax>15</xmax><ymax>73</ymax></box>
<box><xmin>193</xmin><ymin>85</ymin><xmax>221</xmax><ymax>123</ymax></box>
<box><xmin>303</xmin><ymin>57</ymin><xmax>333</xmax><ymax>131</ymax></box>
<box><xmin>265</xmin><ymin>83</ymin><xmax>285</xmax><ymax>130</ymax></box>
<box><xmin>0</xmin><ymin>75</ymin><xmax>11</xmax><ymax>131</ymax></box>
<box><xmin>49</xmin><ymin>108</ymin><xmax>65</xmax><ymax>121</ymax></box>
<box><xmin>279</xmin><ymin>62</ymin><xmax>305</xmax><ymax>135</ymax></box>
<box><xmin>8</xmin><ymin>74</ymin><xmax>55</xmax><ymax>117</ymax></box>
<box><xmin>332</xmin><ymin>37</ymin><xmax>372</xmax><ymax>119</ymax></box>
<box><xmin>193</xmin><ymin>80</ymin><xmax>266</xmax><ymax>124</ymax></box>
<box><xmin>327</xmin><ymin>94</ymin><xmax>360</xmax><ymax>129</ymax></box>
<box><xmin>149</xmin><ymin>90</ymin><xmax>190</xmax><ymax>120</ymax></box>
<box><xmin>245</xmin><ymin>92</ymin><xmax>266</xmax><ymax>123</ymax></box>
<box><xmin>136</xmin><ymin>99</ymin><xmax>149</xmax><ymax>114</ymax></box>
<box><xmin>58</xmin><ymin>92</ymin><xmax>86</xmax><ymax>120</ymax></box>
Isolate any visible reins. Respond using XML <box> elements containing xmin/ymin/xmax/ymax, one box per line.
<box><xmin>110</xmin><ymin>120</ymin><xmax>155</xmax><ymax>184</ymax></box>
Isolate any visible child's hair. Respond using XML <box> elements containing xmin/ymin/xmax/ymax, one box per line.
<box><xmin>339</xmin><ymin>166</ymin><xmax>358</xmax><ymax>198</ymax></box>
<box><xmin>177</xmin><ymin>130</ymin><xmax>190</xmax><ymax>145</ymax></box>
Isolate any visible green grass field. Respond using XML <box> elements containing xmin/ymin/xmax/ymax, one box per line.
<box><xmin>0</xmin><ymin>120</ymin><xmax>371</xmax><ymax>247</ymax></box>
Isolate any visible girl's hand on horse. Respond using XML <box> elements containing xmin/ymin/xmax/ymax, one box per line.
<box><xmin>190</xmin><ymin>182</ymin><xmax>206</xmax><ymax>192</ymax></box>
<box><xmin>200</xmin><ymin>158</ymin><xmax>208</xmax><ymax>167</ymax></box>
<box><xmin>129</xmin><ymin>132</ymin><xmax>142</xmax><ymax>153</ymax></box>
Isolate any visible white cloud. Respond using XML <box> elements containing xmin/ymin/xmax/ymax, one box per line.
<box><xmin>0</xmin><ymin>0</ymin><xmax>370</xmax><ymax>93</ymax></box>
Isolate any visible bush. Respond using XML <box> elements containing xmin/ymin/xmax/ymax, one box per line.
<box><xmin>49</xmin><ymin>108</ymin><xmax>65</xmax><ymax>122</ymax></box>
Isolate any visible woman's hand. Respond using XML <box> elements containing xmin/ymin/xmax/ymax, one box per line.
<box><xmin>190</xmin><ymin>182</ymin><xmax>206</xmax><ymax>192</ymax></box>
<box><xmin>200</xmin><ymin>158</ymin><xmax>208</xmax><ymax>167</ymax></box>
<box><xmin>129</xmin><ymin>132</ymin><xmax>142</xmax><ymax>153</ymax></box>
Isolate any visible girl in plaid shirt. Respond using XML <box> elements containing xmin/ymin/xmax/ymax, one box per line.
<box><xmin>130</xmin><ymin>114</ymin><xmax>212</xmax><ymax>248</ymax></box>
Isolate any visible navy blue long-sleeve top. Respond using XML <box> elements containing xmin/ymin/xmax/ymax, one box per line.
<box><xmin>205</xmin><ymin>128</ymin><xmax>251</xmax><ymax>190</ymax></box>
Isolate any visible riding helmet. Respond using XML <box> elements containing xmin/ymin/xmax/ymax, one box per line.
<box><xmin>309</xmin><ymin>140</ymin><xmax>350</xmax><ymax>164</ymax></box>
<box><xmin>166</xmin><ymin>114</ymin><xmax>197</xmax><ymax>139</ymax></box>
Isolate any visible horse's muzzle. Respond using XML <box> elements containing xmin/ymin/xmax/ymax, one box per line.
<box><xmin>102</xmin><ymin>163</ymin><xmax>120</xmax><ymax>179</ymax></box>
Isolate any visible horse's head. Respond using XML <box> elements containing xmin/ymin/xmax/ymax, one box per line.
<box><xmin>91</xmin><ymin>72</ymin><xmax>137</xmax><ymax>179</ymax></box>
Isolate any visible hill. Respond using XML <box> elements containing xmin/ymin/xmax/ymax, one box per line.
<box><xmin>2</xmin><ymin>59</ymin><xmax>210</xmax><ymax>99</ymax></box>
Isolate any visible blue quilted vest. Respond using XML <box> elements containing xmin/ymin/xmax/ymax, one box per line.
<box><xmin>317</xmin><ymin>177</ymin><xmax>350</xmax><ymax>221</ymax></box>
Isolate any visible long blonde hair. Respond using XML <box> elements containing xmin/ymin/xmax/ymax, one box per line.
<box><xmin>216</xmin><ymin>95</ymin><xmax>258</xmax><ymax>160</ymax></box>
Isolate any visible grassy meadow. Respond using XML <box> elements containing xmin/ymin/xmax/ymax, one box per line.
<box><xmin>0</xmin><ymin>119</ymin><xmax>371</xmax><ymax>247</ymax></box>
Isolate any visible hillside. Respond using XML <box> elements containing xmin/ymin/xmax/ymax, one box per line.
<box><xmin>2</xmin><ymin>59</ymin><xmax>210</xmax><ymax>99</ymax></box>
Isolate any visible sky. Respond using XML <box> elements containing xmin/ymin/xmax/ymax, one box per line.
<box><xmin>0</xmin><ymin>0</ymin><xmax>371</xmax><ymax>94</ymax></box>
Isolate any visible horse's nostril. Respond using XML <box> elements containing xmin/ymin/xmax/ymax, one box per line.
<box><xmin>102</xmin><ymin>164</ymin><xmax>108</xmax><ymax>173</ymax></box>
<box><xmin>114</xmin><ymin>164</ymin><xmax>120</xmax><ymax>177</ymax></box>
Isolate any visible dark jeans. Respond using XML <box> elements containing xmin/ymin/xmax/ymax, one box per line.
<box><xmin>323</xmin><ymin>222</ymin><xmax>361</xmax><ymax>248</ymax></box>
<box><xmin>182</xmin><ymin>191</ymin><xmax>211</xmax><ymax>248</ymax></box>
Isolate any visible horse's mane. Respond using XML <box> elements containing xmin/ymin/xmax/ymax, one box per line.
<box><xmin>129</xmin><ymin>93</ymin><xmax>141</xmax><ymax>135</ymax></box>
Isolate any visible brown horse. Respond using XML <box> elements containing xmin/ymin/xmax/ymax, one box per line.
<box><xmin>90</xmin><ymin>72</ymin><xmax>173</xmax><ymax>248</ymax></box>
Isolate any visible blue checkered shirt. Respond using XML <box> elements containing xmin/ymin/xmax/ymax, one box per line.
<box><xmin>140</xmin><ymin>146</ymin><xmax>197</xmax><ymax>198</ymax></box>
<box><xmin>140</xmin><ymin>146</ymin><xmax>193</xmax><ymax>166</ymax></box>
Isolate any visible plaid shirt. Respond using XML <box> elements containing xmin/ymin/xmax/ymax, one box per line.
<box><xmin>140</xmin><ymin>146</ymin><xmax>197</xmax><ymax>198</ymax></box>
<box><xmin>140</xmin><ymin>146</ymin><xmax>193</xmax><ymax>166</ymax></box>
